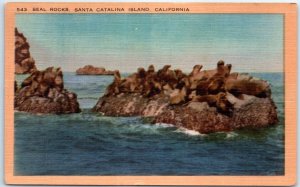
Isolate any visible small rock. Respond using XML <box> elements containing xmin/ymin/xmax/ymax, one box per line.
<box><xmin>76</xmin><ymin>65</ymin><xmax>114</xmax><ymax>75</ymax></box>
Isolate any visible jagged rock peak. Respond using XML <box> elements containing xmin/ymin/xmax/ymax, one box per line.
<box><xmin>15</xmin><ymin>27</ymin><xmax>37</xmax><ymax>74</ymax></box>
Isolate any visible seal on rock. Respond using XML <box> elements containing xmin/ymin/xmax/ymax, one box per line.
<box><xmin>169</xmin><ymin>87</ymin><xmax>187</xmax><ymax>105</ymax></box>
<box><xmin>192</xmin><ymin>92</ymin><xmax>233</xmax><ymax>115</ymax></box>
<box><xmin>94</xmin><ymin>61</ymin><xmax>278</xmax><ymax>134</ymax></box>
<box><xmin>225</xmin><ymin>79</ymin><xmax>271</xmax><ymax>98</ymax></box>
<box><xmin>157</xmin><ymin>65</ymin><xmax>178</xmax><ymax>89</ymax></box>
<box><xmin>105</xmin><ymin>70</ymin><xmax>122</xmax><ymax>96</ymax></box>
<box><xmin>15</xmin><ymin>67</ymin><xmax>81</xmax><ymax>114</ymax></box>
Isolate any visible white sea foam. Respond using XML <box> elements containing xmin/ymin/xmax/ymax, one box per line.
<box><xmin>225</xmin><ymin>132</ymin><xmax>238</xmax><ymax>139</ymax></box>
<box><xmin>155</xmin><ymin>123</ymin><xmax>207</xmax><ymax>136</ymax></box>
<box><xmin>175</xmin><ymin>127</ymin><xmax>206</xmax><ymax>136</ymax></box>
<box><xmin>155</xmin><ymin>123</ymin><xmax>175</xmax><ymax>128</ymax></box>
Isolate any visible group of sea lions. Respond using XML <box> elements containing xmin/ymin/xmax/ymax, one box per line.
<box><xmin>105</xmin><ymin>60</ymin><xmax>271</xmax><ymax>115</ymax></box>
<box><xmin>18</xmin><ymin>67</ymin><xmax>66</xmax><ymax>98</ymax></box>
<box><xmin>15</xmin><ymin>67</ymin><xmax>81</xmax><ymax>114</ymax></box>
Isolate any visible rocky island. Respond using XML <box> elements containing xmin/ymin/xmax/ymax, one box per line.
<box><xmin>93</xmin><ymin>61</ymin><xmax>278</xmax><ymax>134</ymax></box>
<box><xmin>15</xmin><ymin>67</ymin><xmax>81</xmax><ymax>114</ymax></box>
<box><xmin>76</xmin><ymin>65</ymin><xmax>114</xmax><ymax>75</ymax></box>
<box><xmin>15</xmin><ymin>28</ymin><xmax>37</xmax><ymax>74</ymax></box>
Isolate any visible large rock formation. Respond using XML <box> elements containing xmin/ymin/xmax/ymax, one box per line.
<box><xmin>93</xmin><ymin>61</ymin><xmax>278</xmax><ymax>134</ymax></box>
<box><xmin>76</xmin><ymin>65</ymin><xmax>114</xmax><ymax>75</ymax></box>
<box><xmin>15</xmin><ymin>28</ymin><xmax>37</xmax><ymax>74</ymax></box>
<box><xmin>15</xmin><ymin>67</ymin><xmax>81</xmax><ymax>114</ymax></box>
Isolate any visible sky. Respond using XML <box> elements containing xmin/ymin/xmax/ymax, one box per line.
<box><xmin>16</xmin><ymin>14</ymin><xmax>283</xmax><ymax>73</ymax></box>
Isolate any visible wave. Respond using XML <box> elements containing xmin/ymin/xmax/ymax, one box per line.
<box><xmin>121</xmin><ymin>123</ymin><xmax>174</xmax><ymax>135</ymax></box>
<box><xmin>154</xmin><ymin>123</ymin><xmax>175</xmax><ymax>128</ymax></box>
<box><xmin>174</xmin><ymin>127</ymin><xmax>206</xmax><ymax>136</ymax></box>
<box><xmin>225</xmin><ymin>132</ymin><xmax>238</xmax><ymax>139</ymax></box>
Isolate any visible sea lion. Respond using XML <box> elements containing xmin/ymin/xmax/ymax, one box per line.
<box><xmin>43</xmin><ymin>67</ymin><xmax>56</xmax><ymax>86</ymax></box>
<box><xmin>192</xmin><ymin>92</ymin><xmax>233</xmax><ymax>115</ymax></box>
<box><xmin>157</xmin><ymin>65</ymin><xmax>170</xmax><ymax>82</ymax></box>
<box><xmin>47</xmin><ymin>88</ymin><xmax>58</xmax><ymax>99</ymax></box>
<box><xmin>119</xmin><ymin>67</ymin><xmax>148</xmax><ymax>93</ymax></box>
<box><xmin>114</xmin><ymin>70</ymin><xmax>121</xmax><ymax>81</ymax></box>
<box><xmin>157</xmin><ymin>65</ymin><xmax>171</xmax><ymax>77</ymax></box>
<box><xmin>34</xmin><ymin>71</ymin><xmax>44</xmax><ymax>83</ymax></box>
<box><xmin>209</xmin><ymin>60</ymin><xmax>232</xmax><ymax>80</ymax></box>
<box><xmin>189</xmin><ymin>64</ymin><xmax>203</xmax><ymax>77</ymax></box>
<box><xmin>163</xmin><ymin>83</ymin><xmax>173</xmax><ymax>95</ymax></box>
<box><xmin>143</xmin><ymin>65</ymin><xmax>162</xmax><ymax>97</ymax></box>
<box><xmin>224</xmin><ymin>64</ymin><xmax>232</xmax><ymax>77</ymax></box>
<box><xmin>21</xmin><ymin>75</ymin><xmax>33</xmax><ymax>88</ymax></box>
<box><xmin>174</xmin><ymin>69</ymin><xmax>187</xmax><ymax>81</ymax></box>
<box><xmin>225</xmin><ymin>79</ymin><xmax>271</xmax><ymax>98</ymax></box>
<box><xmin>192</xmin><ymin>60</ymin><xmax>231</xmax><ymax>81</ymax></box>
<box><xmin>119</xmin><ymin>74</ymin><xmax>138</xmax><ymax>93</ymax></box>
<box><xmin>136</xmin><ymin>67</ymin><xmax>147</xmax><ymax>92</ymax></box>
<box><xmin>147</xmin><ymin>65</ymin><xmax>155</xmax><ymax>74</ymax></box>
<box><xmin>170</xmin><ymin>86</ymin><xmax>187</xmax><ymax>105</ymax></box>
<box><xmin>215</xmin><ymin>92</ymin><xmax>233</xmax><ymax>115</ymax></box>
<box><xmin>105</xmin><ymin>70</ymin><xmax>122</xmax><ymax>96</ymax></box>
<box><xmin>217</xmin><ymin>59</ymin><xmax>225</xmax><ymax>66</ymax></box>
<box><xmin>146</xmin><ymin>65</ymin><xmax>157</xmax><ymax>82</ymax></box>
<box><xmin>188</xmin><ymin>64</ymin><xmax>203</xmax><ymax>87</ymax></box>
<box><xmin>194</xmin><ymin>80</ymin><xmax>210</xmax><ymax>95</ymax></box>
<box><xmin>20</xmin><ymin>70</ymin><xmax>40</xmax><ymax>88</ymax></box>
<box><xmin>176</xmin><ymin>77</ymin><xmax>190</xmax><ymax>90</ymax></box>
<box><xmin>195</xmin><ymin>61</ymin><xmax>231</xmax><ymax>94</ymax></box>
<box><xmin>54</xmin><ymin>74</ymin><xmax>64</xmax><ymax>91</ymax></box>
<box><xmin>158</xmin><ymin>65</ymin><xmax>178</xmax><ymax>89</ymax></box>
<box><xmin>166</xmin><ymin>70</ymin><xmax>178</xmax><ymax>89</ymax></box>
<box><xmin>188</xmin><ymin>90</ymin><xmax>197</xmax><ymax>100</ymax></box>
<box><xmin>54</xmin><ymin>68</ymin><xmax>64</xmax><ymax>90</ymax></box>
<box><xmin>36</xmin><ymin>81</ymin><xmax>50</xmax><ymax>97</ymax></box>
<box><xmin>143</xmin><ymin>80</ymin><xmax>161</xmax><ymax>97</ymax></box>
<box><xmin>137</xmin><ymin>67</ymin><xmax>146</xmax><ymax>79</ymax></box>
<box><xmin>207</xmin><ymin>78</ymin><xmax>225</xmax><ymax>94</ymax></box>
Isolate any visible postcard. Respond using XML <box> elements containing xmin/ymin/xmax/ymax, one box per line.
<box><xmin>4</xmin><ymin>2</ymin><xmax>297</xmax><ymax>186</ymax></box>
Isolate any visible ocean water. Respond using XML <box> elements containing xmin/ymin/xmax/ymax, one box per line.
<box><xmin>14</xmin><ymin>73</ymin><xmax>284</xmax><ymax>175</ymax></box>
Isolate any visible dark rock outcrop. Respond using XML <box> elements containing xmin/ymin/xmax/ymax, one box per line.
<box><xmin>15</xmin><ymin>28</ymin><xmax>37</xmax><ymax>74</ymax></box>
<box><xmin>94</xmin><ymin>93</ymin><xmax>169</xmax><ymax>117</ymax></box>
<box><xmin>93</xmin><ymin>61</ymin><xmax>278</xmax><ymax>134</ymax></box>
<box><xmin>76</xmin><ymin>65</ymin><xmax>114</xmax><ymax>75</ymax></box>
<box><xmin>154</xmin><ymin>95</ymin><xmax>277</xmax><ymax>134</ymax></box>
<box><xmin>15</xmin><ymin>67</ymin><xmax>81</xmax><ymax>114</ymax></box>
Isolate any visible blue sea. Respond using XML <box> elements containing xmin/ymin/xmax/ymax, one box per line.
<box><xmin>14</xmin><ymin>73</ymin><xmax>284</xmax><ymax>176</ymax></box>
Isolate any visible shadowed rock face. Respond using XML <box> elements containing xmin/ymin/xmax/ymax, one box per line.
<box><xmin>76</xmin><ymin>65</ymin><xmax>114</xmax><ymax>75</ymax></box>
<box><xmin>94</xmin><ymin>93</ymin><xmax>169</xmax><ymax>117</ymax></box>
<box><xmin>15</xmin><ymin>28</ymin><xmax>37</xmax><ymax>74</ymax></box>
<box><xmin>93</xmin><ymin>61</ymin><xmax>278</xmax><ymax>134</ymax></box>
<box><xmin>15</xmin><ymin>67</ymin><xmax>81</xmax><ymax>114</ymax></box>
